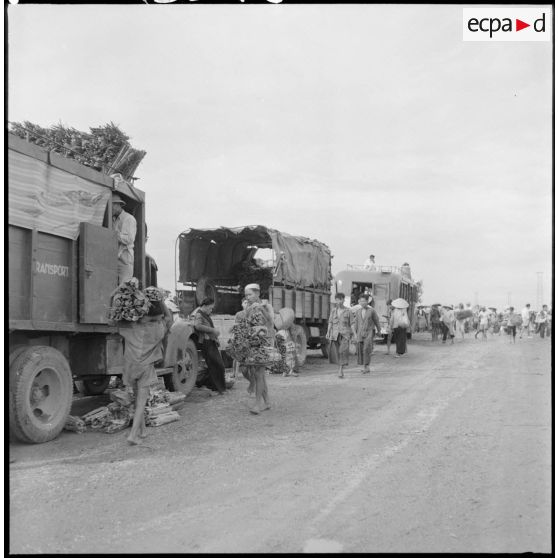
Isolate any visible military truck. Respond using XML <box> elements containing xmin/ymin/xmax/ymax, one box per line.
<box><xmin>172</xmin><ymin>226</ymin><xmax>333</xmax><ymax>364</ymax></box>
<box><xmin>7</xmin><ymin>133</ymin><xmax>192</xmax><ymax>444</ymax></box>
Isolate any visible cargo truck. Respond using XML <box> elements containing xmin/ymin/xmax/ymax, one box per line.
<box><xmin>7</xmin><ymin>133</ymin><xmax>196</xmax><ymax>444</ymax></box>
<box><xmin>173</xmin><ymin>226</ymin><xmax>333</xmax><ymax>365</ymax></box>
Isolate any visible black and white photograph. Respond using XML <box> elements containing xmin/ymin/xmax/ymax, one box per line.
<box><xmin>6</xmin><ymin>2</ymin><xmax>553</xmax><ymax>554</ymax></box>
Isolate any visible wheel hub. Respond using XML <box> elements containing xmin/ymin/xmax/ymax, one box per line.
<box><xmin>29</xmin><ymin>368</ymin><xmax>62</xmax><ymax>424</ymax></box>
<box><xmin>175</xmin><ymin>349</ymin><xmax>193</xmax><ymax>386</ymax></box>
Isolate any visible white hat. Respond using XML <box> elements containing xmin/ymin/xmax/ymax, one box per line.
<box><xmin>244</xmin><ymin>283</ymin><xmax>260</xmax><ymax>291</ymax></box>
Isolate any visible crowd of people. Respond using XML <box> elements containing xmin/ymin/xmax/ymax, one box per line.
<box><xmin>417</xmin><ymin>303</ymin><xmax>552</xmax><ymax>344</ymax></box>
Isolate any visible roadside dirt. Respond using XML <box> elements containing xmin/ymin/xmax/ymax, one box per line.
<box><xmin>9</xmin><ymin>332</ymin><xmax>552</xmax><ymax>553</ymax></box>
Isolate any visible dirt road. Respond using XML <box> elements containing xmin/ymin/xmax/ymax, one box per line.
<box><xmin>9</xmin><ymin>332</ymin><xmax>552</xmax><ymax>553</ymax></box>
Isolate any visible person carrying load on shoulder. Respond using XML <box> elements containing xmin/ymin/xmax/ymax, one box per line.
<box><xmin>389</xmin><ymin>298</ymin><xmax>410</xmax><ymax>357</ymax></box>
<box><xmin>116</xmin><ymin>284</ymin><xmax>172</xmax><ymax>445</ymax></box>
<box><xmin>227</xmin><ymin>284</ymin><xmax>276</xmax><ymax>415</ymax></box>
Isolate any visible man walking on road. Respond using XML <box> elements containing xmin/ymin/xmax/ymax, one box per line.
<box><xmin>520</xmin><ymin>303</ymin><xmax>532</xmax><ymax>339</ymax></box>
<box><xmin>351</xmin><ymin>294</ymin><xmax>381</xmax><ymax>374</ymax></box>
<box><xmin>535</xmin><ymin>305</ymin><xmax>549</xmax><ymax>339</ymax></box>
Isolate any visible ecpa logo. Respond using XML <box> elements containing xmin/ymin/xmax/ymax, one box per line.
<box><xmin>463</xmin><ymin>8</ymin><xmax>551</xmax><ymax>41</ymax></box>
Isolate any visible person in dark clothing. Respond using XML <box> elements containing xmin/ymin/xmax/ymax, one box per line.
<box><xmin>193</xmin><ymin>297</ymin><xmax>227</xmax><ymax>394</ymax></box>
<box><xmin>430</xmin><ymin>304</ymin><xmax>441</xmax><ymax>342</ymax></box>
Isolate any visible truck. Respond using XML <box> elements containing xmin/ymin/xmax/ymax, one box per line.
<box><xmin>170</xmin><ymin>226</ymin><xmax>333</xmax><ymax>365</ymax></box>
<box><xmin>7</xmin><ymin>132</ymin><xmax>195</xmax><ymax>444</ymax></box>
<box><xmin>333</xmin><ymin>264</ymin><xmax>419</xmax><ymax>339</ymax></box>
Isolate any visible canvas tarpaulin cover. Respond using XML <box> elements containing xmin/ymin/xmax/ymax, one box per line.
<box><xmin>178</xmin><ymin>226</ymin><xmax>332</xmax><ymax>290</ymax></box>
<box><xmin>9</xmin><ymin>149</ymin><xmax>111</xmax><ymax>240</ymax></box>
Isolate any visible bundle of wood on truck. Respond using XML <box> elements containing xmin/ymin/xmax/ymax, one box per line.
<box><xmin>108</xmin><ymin>280</ymin><xmax>161</xmax><ymax>322</ymax></box>
<box><xmin>9</xmin><ymin>120</ymin><xmax>146</xmax><ymax>181</ymax></box>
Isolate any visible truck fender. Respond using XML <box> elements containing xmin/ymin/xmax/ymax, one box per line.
<box><xmin>164</xmin><ymin>319</ymin><xmax>197</xmax><ymax>367</ymax></box>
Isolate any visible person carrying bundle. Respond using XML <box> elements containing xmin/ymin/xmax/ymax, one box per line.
<box><xmin>244</xmin><ymin>284</ymin><xmax>275</xmax><ymax>414</ymax></box>
<box><xmin>117</xmin><ymin>288</ymin><xmax>172</xmax><ymax>445</ymax></box>
<box><xmin>388</xmin><ymin>298</ymin><xmax>411</xmax><ymax>357</ymax></box>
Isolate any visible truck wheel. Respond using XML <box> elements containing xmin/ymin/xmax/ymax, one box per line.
<box><xmin>75</xmin><ymin>377</ymin><xmax>111</xmax><ymax>396</ymax></box>
<box><xmin>196</xmin><ymin>277</ymin><xmax>219</xmax><ymax>308</ymax></box>
<box><xmin>292</xmin><ymin>325</ymin><xmax>307</xmax><ymax>367</ymax></box>
<box><xmin>165</xmin><ymin>338</ymin><xmax>198</xmax><ymax>396</ymax></box>
<box><xmin>9</xmin><ymin>345</ymin><xmax>28</xmax><ymax>368</ymax></box>
<box><xmin>9</xmin><ymin>346</ymin><xmax>73</xmax><ymax>444</ymax></box>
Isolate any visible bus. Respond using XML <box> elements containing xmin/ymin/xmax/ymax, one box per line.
<box><xmin>333</xmin><ymin>264</ymin><xmax>418</xmax><ymax>340</ymax></box>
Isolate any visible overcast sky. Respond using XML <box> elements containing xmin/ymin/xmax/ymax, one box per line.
<box><xmin>8</xmin><ymin>4</ymin><xmax>553</xmax><ymax>309</ymax></box>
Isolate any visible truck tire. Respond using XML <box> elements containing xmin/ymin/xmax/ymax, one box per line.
<box><xmin>165</xmin><ymin>338</ymin><xmax>198</xmax><ymax>396</ymax></box>
<box><xmin>9</xmin><ymin>346</ymin><xmax>73</xmax><ymax>444</ymax></box>
<box><xmin>292</xmin><ymin>325</ymin><xmax>307</xmax><ymax>367</ymax></box>
<box><xmin>9</xmin><ymin>345</ymin><xmax>28</xmax><ymax>368</ymax></box>
<box><xmin>75</xmin><ymin>377</ymin><xmax>111</xmax><ymax>396</ymax></box>
<box><xmin>196</xmin><ymin>276</ymin><xmax>219</xmax><ymax>307</ymax></box>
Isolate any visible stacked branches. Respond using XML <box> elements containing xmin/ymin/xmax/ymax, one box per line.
<box><xmin>226</xmin><ymin>306</ymin><xmax>280</xmax><ymax>365</ymax></box>
<box><xmin>108</xmin><ymin>280</ymin><xmax>151</xmax><ymax>322</ymax></box>
<box><xmin>269</xmin><ymin>333</ymin><xmax>289</xmax><ymax>375</ymax></box>
<box><xmin>10</xmin><ymin>120</ymin><xmax>146</xmax><ymax>181</ymax></box>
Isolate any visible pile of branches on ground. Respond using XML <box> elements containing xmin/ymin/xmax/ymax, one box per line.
<box><xmin>64</xmin><ymin>387</ymin><xmax>186</xmax><ymax>434</ymax></box>
<box><xmin>10</xmin><ymin>120</ymin><xmax>146</xmax><ymax>181</ymax></box>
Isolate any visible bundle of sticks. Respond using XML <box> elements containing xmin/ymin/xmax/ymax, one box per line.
<box><xmin>108</xmin><ymin>279</ymin><xmax>151</xmax><ymax>322</ymax></box>
<box><xmin>64</xmin><ymin>415</ymin><xmax>87</xmax><ymax>433</ymax></box>
<box><xmin>226</xmin><ymin>310</ymin><xmax>281</xmax><ymax>365</ymax></box>
<box><xmin>71</xmin><ymin>387</ymin><xmax>185</xmax><ymax>435</ymax></box>
<box><xmin>9</xmin><ymin>120</ymin><xmax>146</xmax><ymax>181</ymax></box>
<box><xmin>269</xmin><ymin>333</ymin><xmax>289</xmax><ymax>375</ymax></box>
<box><xmin>144</xmin><ymin>389</ymin><xmax>185</xmax><ymax>427</ymax></box>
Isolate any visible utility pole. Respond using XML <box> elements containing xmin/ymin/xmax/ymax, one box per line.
<box><xmin>474</xmin><ymin>291</ymin><xmax>479</xmax><ymax>306</ymax></box>
<box><xmin>536</xmin><ymin>272</ymin><xmax>543</xmax><ymax>309</ymax></box>
<box><xmin>507</xmin><ymin>292</ymin><xmax>512</xmax><ymax>307</ymax></box>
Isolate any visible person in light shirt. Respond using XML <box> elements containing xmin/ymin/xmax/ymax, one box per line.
<box><xmin>363</xmin><ymin>254</ymin><xmax>377</xmax><ymax>271</ymax></box>
<box><xmin>112</xmin><ymin>193</ymin><xmax>137</xmax><ymax>284</ymax></box>
<box><xmin>475</xmin><ymin>306</ymin><xmax>490</xmax><ymax>341</ymax></box>
<box><xmin>520</xmin><ymin>303</ymin><xmax>532</xmax><ymax>339</ymax></box>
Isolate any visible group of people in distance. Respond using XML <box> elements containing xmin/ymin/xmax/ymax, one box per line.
<box><xmin>326</xmin><ymin>292</ymin><xmax>410</xmax><ymax>379</ymax></box>
<box><xmin>427</xmin><ymin>302</ymin><xmax>552</xmax><ymax>345</ymax></box>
